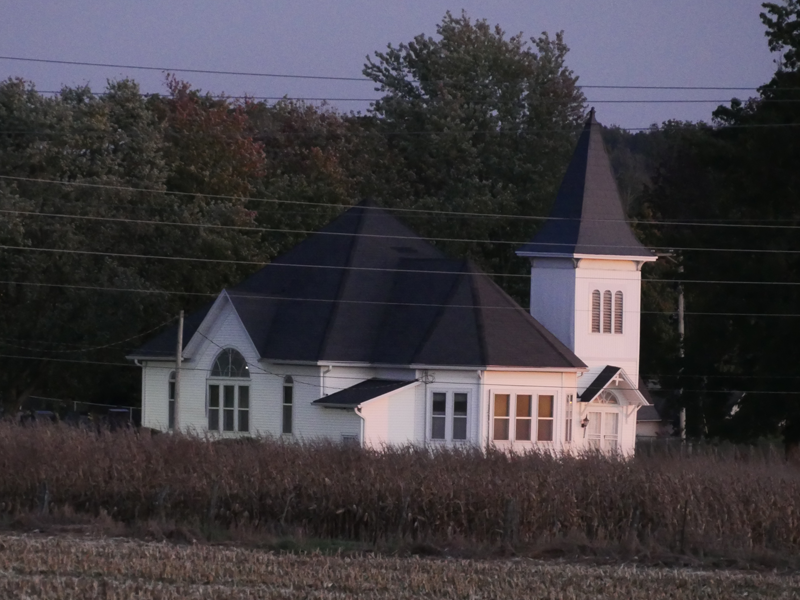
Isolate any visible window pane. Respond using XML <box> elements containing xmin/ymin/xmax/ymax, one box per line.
<box><xmin>431</xmin><ymin>415</ymin><xmax>446</xmax><ymax>440</ymax></box>
<box><xmin>211</xmin><ymin>348</ymin><xmax>250</xmax><ymax>378</ymax></box>
<box><xmin>588</xmin><ymin>411</ymin><xmax>602</xmax><ymax>435</ymax></box>
<box><xmin>516</xmin><ymin>395</ymin><xmax>532</xmax><ymax>417</ymax></box>
<box><xmin>223</xmin><ymin>409</ymin><xmax>234</xmax><ymax>432</ymax></box>
<box><xmin>494</xmin><ymin>394</ymin><xmax>510</xmax><ymax>417</ymax></box>
<box><xmin>282</xmin><ymin>404</ymin><xmax>292</xmax><ymax>434</ymax></box>
<box><xmin>538</xmin><ymin>395</ymin><xmax>554</xmax><ymax>418</ymax></box>
<box><xmin>208</xmin><ymin>385</ymin><xmax>219</xmax><ymax>408</ymax></box>
<box><xmin>238</xmin><ymin>409</ymin><xmax>249</xmax><ymax>433</ymax></box>
<box><xmin>565</xmin><ymin>417</ymin><xmax>572</xmax><ymax>443</ymax></box>
<box><xmin>283</xmin><ymin>384</ymin><xmax>293</xmax><ymax>405</ymax></box>
<box><xmin>169</xmin><ymin>381</ymin><xmax>175</xmax><ymax>401</ymax></box>
<box><xmin>538</xmin><ymin>419</ymin><xmax>553</xmax><ymax>442</ymax></box>
<box><xmin>493</xmin><ymin>418</ymin><xmax>509</xmax><ymax>441</ymax></box>
<box><xmin>224</xmin><ymin>386</ymin><xmax>235</xmax><ymax>409</ymax></box>
<box><xmin>168</xmin><ymin>399</ymin><xmax>175</xmax><ymax>430</ymax></box>
<box><xmin>238</xmin><ymin>386</ymin><xmax>249</xmax><ymax>409</ymax></box>
<box><xmin>453</xmin><ymin>393</ymin><xmax>467</xmax><ymax>416</ymax></box>
<box><xmin>516</xmin><ymin>419</ymin><xmax>531</xmax><ymax>441</ymax></box>
<box><xmin>453</xmin><ymin>416</ymin><xmax>467</xmax><ymax>440</ymax></box>
<box><xmin>432</xmin><ymin>393</ymin><xmax>446</xmax><ymax>415</ymax></box>
<box><xmin>208</xmin><ymin>409</ymin><xmax>219</xmax><ymax>431</ymax></box>
<box><xmin>605</xmin><ymin>412</ymin><xmax>619</xmax><ymax>435</ymax></box>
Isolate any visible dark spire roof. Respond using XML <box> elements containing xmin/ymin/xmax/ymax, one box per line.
<box><xmin>517</xmin><ymin>110</ymin><xmax>654</xmax><ymax>259</ymax></box>
<box><xmin>132</xmin><ymin>202</ymin><xmax>585</xmax><ymax>370</ymax></box>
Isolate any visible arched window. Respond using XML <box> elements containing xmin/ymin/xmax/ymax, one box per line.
<box><xmin>591</xmin><ymin>290</ymin><xmax>601</xmax><ymax>333</ymax></box>
<box><xmin>594</xmin><ymin>390</ymin><xmax>619</xmax><ymax>404</ymax></box>
<box><xmin>207</xmin><ymin>349</ymin><xmax>250</xmax><ymax>433</ymax></box>
<box><xmin>614</xmin><ymin>291</ymin><xmax>624</xmax><ymax>334</ymax></box>
<box><xmin>211</xmin><ymin>348</ymin><xmax>250</xmax><ymax>378</ymax></box>
<box><xmin>602</xmin><ymin>291</ymin><xmax>612</xmax><ymax>333</ymax></box>
<box><xmin>168</xmin><ymin>371</ymin><xmax>176</xmax><ymax>430</ymax></box>
<box><xmin>282</xmin><ymin>376</ymin><xmax>293</xmax><ymax>435</ymax></box>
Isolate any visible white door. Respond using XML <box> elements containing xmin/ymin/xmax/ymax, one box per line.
<box><xmin>586</xmin><ymin>410</ymin><xmax>619</xmax><ymax>452</ymax></box>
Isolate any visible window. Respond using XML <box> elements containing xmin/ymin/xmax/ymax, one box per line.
<box><xmin>538</xmin><ymin>395</ymin><xmax>554</xmax><ymax>441</ymax></box>
<box><xmin>429</xmin><ymin>390</ymin><xmax>470</xmax><ymax>442</ymax></box>
<box><xmin>282</xmin><ymin>376</ymin><xmax>293</xmax><ymax>435</ymax></box>
<box><xmin>168</xmin><ymin>371</ymin><xmax>176</xmax><ymax>430</ymax></box>
<box><xmin>565</xmin><ymin>394</ymin><xmax>574</xmax><ymax>443</ymax></box>
<box><xmin>591</xmin><ymin>290</ymin><xmax>601</xmax><ymax>333</ymax></box>
<box><xmin>591</xmin><ymin>290</ymin><xmax>624</xmax><ymax>335</ymax></box>
<box><xmin>493</xmin><ymin>394</ymin><xmax>510</xmax><ymax>441</ymax></box>
<box><xmin>492</xmin><ymin>393</ymin><xmax>556</xmax><ymax>443</ymax></box>
<box><xmin>207</xmin><ymin>348</ymin><xmax>250</xmax><ymax>433</ymax></box>
<box><xmin>515</xmin><ymin>395</ymin><xmax>532</xmax><ymax>441</ymax></box>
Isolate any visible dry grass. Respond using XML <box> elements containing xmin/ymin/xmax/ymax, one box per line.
<box><xmin>1</xmin><ymin>423</ymin><xmax>799</xmax><ymax>562</ymax></box>
<box><xmin>1</xmin><ymin>533</ymin><xmax>799</xmax><ymax>599</ymax></box>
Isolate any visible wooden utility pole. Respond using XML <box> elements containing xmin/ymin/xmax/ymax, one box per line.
<box><xmin>174</xmin><ymin>310</ymin><xmax>184</xmax><ymax>432</ymax></box>
<box><xmin>678</xmin><ymin>265</ymin><xmax>686</xmax><ymax>441</ymax></box>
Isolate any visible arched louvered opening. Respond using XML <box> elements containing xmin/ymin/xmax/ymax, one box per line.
<box><xmin>591</xmin><ymin>290</ymin><xmax>601</xmax><ymax>333</ymax></box>
<box><xmin>614</xmin><ymin>291</ymin><xmax>624</xmax><ymax>334</ymax></box>
<box><xmin>602</xmin><ymin>291</ymin><xmax>612</xmax><ymax>333</ymax></box>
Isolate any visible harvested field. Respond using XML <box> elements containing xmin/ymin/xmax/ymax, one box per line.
<box><xmin>1</xmin><ymin>533</ymin><xmax>799</xmax><ymax>599</ymax></box>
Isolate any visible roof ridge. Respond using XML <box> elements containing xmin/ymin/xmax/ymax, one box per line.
<box><xmin>317</xmin><ymin>204</ymin><xmax>369</xmax><ymax>359</ymax></box>
<box><xmin>409</xmin><ymin>260</ymin><xmax>470</xmax><ymax>364</ymax></box>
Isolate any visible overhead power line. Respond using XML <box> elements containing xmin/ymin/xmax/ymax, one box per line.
<box><xmin>0</xmin><ymin>55</ymin><xmax>778</xmax><ymax>91</ymax></box>
<box><xmin>31</xmin><ymin>89</ymin><xmax>795</xmax><ymax>104</ymax></box>
<box><xmin>1</xmin><ymin>351</ymin><xmax>797</xmax><ymax>396</ymax></box>
<box><xmin>1</xmin><ymin>244</ymin><xmax>799</xmax><ymax>285</ymax></box>
<box><xmin>3</xmin><ymin>208</ymin><xmax>800</xmax><ymax>253</ymax></box>
<box><xmin>2</xmin><ymin>175</ymin><xmax>800</xmax><ymax>227</ymax></box>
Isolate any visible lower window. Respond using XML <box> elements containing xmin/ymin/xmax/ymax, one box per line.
<box><xmin>429</xmin><ymin>391</ymin><xmax>470</xmax><ymax>442</ymax></box>
<box><xmin>208</xmin><ymin>384</ymin><xmax>250</xmax><ymax>433</ymax></box>
<box><xmin>492</xmin><ymin>393</ymin><xmax>555</xmax><ymax>443</ymax></box>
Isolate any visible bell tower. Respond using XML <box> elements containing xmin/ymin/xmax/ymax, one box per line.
<box><xmin>516</xmin><ymin>109</ymin><xmax>656</xmax><ymax>384</ymax></box>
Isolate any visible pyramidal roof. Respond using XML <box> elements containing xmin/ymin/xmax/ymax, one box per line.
<box><xmin>132</xmin><ymin>202</ymin><xmax>585</xmax><ymax>370</ymax></box>
<box><xmin>517</xmin><ymin>110</ymin><xmax>654</xmax><ymax>259</ymax></box>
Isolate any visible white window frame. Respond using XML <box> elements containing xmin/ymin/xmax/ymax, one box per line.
<box><xmin>207</xmin><ymin>379</ymin><xmax>251</xmax><ymax>433</ymax></box>
<box><xmin>427</xmin><ymin>387</ymin><xmax>472</xmax><ymax>443</ymax></box>
<box><xmin>490</xmin><ymin>390</ymin><xmax>560</xmax><ymax>445</ymax></box>
<box><xmin>585</xmin><ymin>391</ymin><xmax>622</xmax><ymax>451</ymax></box>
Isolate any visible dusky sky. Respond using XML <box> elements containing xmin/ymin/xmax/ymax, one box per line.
<box><xmin>0</xmin><ymin>1</ymin><xmax>777</xmax><ymax>129</ymax></box>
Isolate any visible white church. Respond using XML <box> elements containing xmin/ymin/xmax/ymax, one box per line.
<box><xmin>129</xmin><ymin>110</ymin><xmax>656</xmax><ymax>454</ymax></box>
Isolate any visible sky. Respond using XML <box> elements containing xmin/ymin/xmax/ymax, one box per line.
<box><xmin>0</xmin><ymin>1</ymin><xmax>778</xmax><ymax>130</ymax></box>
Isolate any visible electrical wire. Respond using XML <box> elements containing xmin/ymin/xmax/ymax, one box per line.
<box><xmin>2</xmin><ymin>175</ymin><xmax>800</xmax><ymax>228</ymax></box>
<box><xmin>3</xmin><ymin>243</ymin><xmax>800</xmax><ymax>285</ymax></box>
<box><xmin>0</xmin><ymin>55</ymin><xmax>780</xmax><ymax>91</ymax></box>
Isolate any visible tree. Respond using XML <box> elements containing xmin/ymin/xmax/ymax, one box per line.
<box><xmin>638</xmin><ymin>0</ymin><xmax>800</xmax><ymax>444</ymax></box>
<box><xmin>0</xmin><ymin>78</ymin><xmax>265</xmax><ymax>416</ymax></box>
<box><xmin>363</xmin><ymin>11</ymin><xmax>586</xmax><ymax>299</ymax></box>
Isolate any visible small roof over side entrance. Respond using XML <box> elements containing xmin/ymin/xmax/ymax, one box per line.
<box><xmin>313</xmin><ymin>378</ymin><xmax>419</xmax><ymax>408</ymax></box>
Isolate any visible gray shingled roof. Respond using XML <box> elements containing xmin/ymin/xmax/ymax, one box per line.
<box><xmin>578</xmin><ymin>365</ymin><xmax>621</xmax><ymax>403</ymax></box>
<box><xmin>132</xmin><ymin>202</ymin><xmax>586</xmax><ymax>370</ymax></box>
<box><xmin>313</xmin><ymin>378</ymin><xmax>418</xmax><ymax>408</ymax></box>
<box><xmin>517</xmin><ymin>110</ymin><xmax>654</xmax><ymax>259</ymax></box>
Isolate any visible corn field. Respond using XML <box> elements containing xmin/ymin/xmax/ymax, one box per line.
<box><xmin>0</xmin><ymin>424</ymin><xmax>799</xmax><ymax>556</ymax></box>
<box><xmin>2</xmin><ymin>534</ymin><xmax>799</xmax><ymax>599</ymax></box>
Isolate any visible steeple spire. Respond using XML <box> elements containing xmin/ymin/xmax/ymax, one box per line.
<box><xmin>517</xmin><ymin>110</ymin><xmax>653</xmax><ymax>259</ymax></box>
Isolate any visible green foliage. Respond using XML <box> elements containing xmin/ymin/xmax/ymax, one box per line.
<box><xmin>0</xmin><ymin>78</ymin><xmax>265</xmax><ymax>414</ymax></box>
<box><xmin>364</xmin><ymin>11</ymin><xmax>586</xmax><ymax>298</ymax></box>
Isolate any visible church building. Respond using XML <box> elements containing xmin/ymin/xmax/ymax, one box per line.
<box><xmin>129</xmin><ymin>110</ymin><xmax>656</xmax><ymax>454</ymax></box>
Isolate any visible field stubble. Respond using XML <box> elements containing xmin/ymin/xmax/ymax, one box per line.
<box><xmin>1</xmin><ymin>533</ymin><xmax>799</xmax><ymax>599</ymax></box>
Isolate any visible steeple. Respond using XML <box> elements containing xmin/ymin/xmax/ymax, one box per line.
<box><xmin>517</xmin><ymin>109</ymin><xmax>653</xmax><ymax>260</ymax></box>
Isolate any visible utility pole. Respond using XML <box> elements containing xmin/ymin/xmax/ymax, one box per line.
<box><xmin>174</xmin><ymin>310</ymin><xmax>184</xmax><ymax>432</ymax></box>
<box><xmin>678</xmin><ymin>264</ymin><xmax>686</xmax><ymax>441</ymax></box>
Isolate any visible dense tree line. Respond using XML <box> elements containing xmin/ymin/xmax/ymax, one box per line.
<box><xmin>1</xmin><ymin>4</ymin><xmax>798</xmax><ymax>446</ymax></box>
